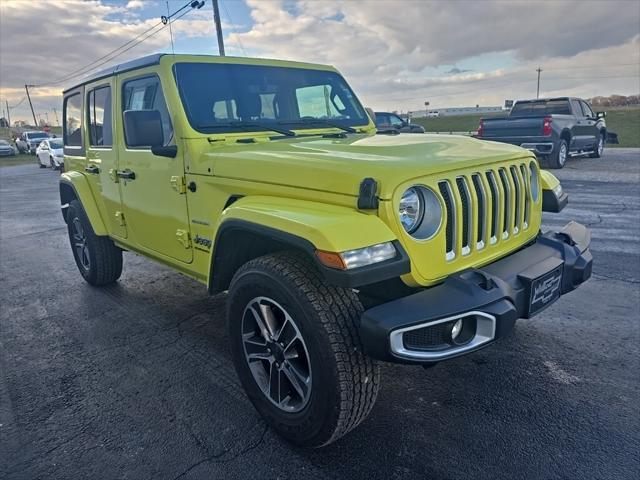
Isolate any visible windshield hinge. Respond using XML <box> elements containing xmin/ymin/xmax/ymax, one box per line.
<box><xmin>358</xmin><ymin>178</ymin><xmax>379</xmax><ymax>210</ymax></box>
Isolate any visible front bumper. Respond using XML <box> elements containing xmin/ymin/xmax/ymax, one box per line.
<box><xmin>360</xmin><ymin>221</ymin><xmax>592</xmax><ymax>364</ymax></box>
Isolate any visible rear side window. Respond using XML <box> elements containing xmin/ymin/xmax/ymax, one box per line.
<box><xmin>87</xmin><ymin>86</ymin><xmax>112</xmax><ymax>147</ymax></box>
<box><xmin>64</xmin><ymin>93</ymin><xmax>82</xmax><ymax>147</ymax></box>
<box><xmin>122</xmin><ymin>76</ymin><xmax>173</xmax><ymax>147</ymax></box>
<box><xmin>570</xmin><ymin>99</ymin><xmax>583</xmax><ymax>116</ymax></box>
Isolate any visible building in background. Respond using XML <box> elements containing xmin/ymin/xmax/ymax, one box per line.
<box><xmin>409</xmin><ymin>106</ymin><xmax>505</xmax><ymax>118</ymax></box>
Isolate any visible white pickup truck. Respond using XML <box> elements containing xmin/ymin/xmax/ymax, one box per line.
<box><xmin>16</xmin><ymin>131</ymin><xmax>50</xmax><ymax>154</ymax></box>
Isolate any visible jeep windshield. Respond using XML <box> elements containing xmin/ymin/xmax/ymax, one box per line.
<box><xmin>173</xmin><ymin>62</ymin><xmax>369</xmax><ymax>135</ymax></box>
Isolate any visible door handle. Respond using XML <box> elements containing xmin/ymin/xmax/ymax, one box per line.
<box><xmin>85</xmin><ymin>165</ymin><xmax>100</xmax><ymax>174</ymax></box>
<box><xmin>116</xmin><ymin>169</ymin><xmax>136</xmax><ymax>180</ymax></box>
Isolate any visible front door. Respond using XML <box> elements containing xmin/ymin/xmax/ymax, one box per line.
<box><xmin>579</xmin><ymin>100</ymin><xmax>598</xmax><ymax>151</ymax></box>
<box><xmin>116</xmin><ymin>73</ymin><xmax>192</xmax><ymax>263</ymax></box>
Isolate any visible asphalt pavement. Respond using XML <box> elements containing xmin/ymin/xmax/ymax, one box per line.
<box><xmin>1</xmin><ymin>149</ymin><xmax>639</xmax><ymax>480</ymax></box>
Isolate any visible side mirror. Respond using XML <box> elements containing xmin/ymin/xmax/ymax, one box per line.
<box><xmin>123</xmin><ymin>110</ymin><xmax>164</xmax><ymax>148</ymax></box>
<box><xmin>596</xmin><ymin>111</ymin><xmax>606</xmax><ymax>119</ymax></box>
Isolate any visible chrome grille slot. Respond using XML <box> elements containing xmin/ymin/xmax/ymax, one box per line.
<box><xmin>438</xmin><ymin>181</ymin><xmax>456</xmax><ymax>260</ymax></box>
<box><xmin>486</xmin><ymin>170</ymin><xmax>500</xmax><ymax>243</ymax></box>
<box><xmin>455</xmin><ymin>176</ymin><xmax>473</xmax><ymax>255</ymax></box>
<box><xmin>498</xmin><ymin>168</ymin><xmax>511</xmax><ymax>239</ymax></box>
<box><xmin>471</xmin><ymin>174</ymin><xmax>486</xmax><ymax>249</ymax></box>
<box><xmin>510</xmin><ymin>166</ymin><xmax>521</xmax><ymax>234</ymax></box>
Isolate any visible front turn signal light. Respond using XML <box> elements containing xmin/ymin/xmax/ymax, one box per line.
<box><xmin>316</xmin><ymin>242</ymin><xmax>397</xmax><ymax>270</ymax></box>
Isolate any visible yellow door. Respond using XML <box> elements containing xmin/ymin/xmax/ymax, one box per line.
<box><xmin>85</xmin><ymin>81</ymin><xmax>127</xmax><ymax>239</ymax></box>
<box><xmin>116</xmin><ymin>73</ymin><xmax>192</xmax><ymax>263</ymax></box>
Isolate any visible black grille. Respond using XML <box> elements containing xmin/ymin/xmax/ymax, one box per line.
<box><xmin>403</xmin><ymin>323</ymin><xmax>449</xmax><ymax>350</ymax></box>
<box><xmin>510</xmin><ymin>166</ymin><xmax>521</xmax><ymax>229</ymax></box>
<box><xmin>486</xmin><ymin>171</ymin><xmax>498</xmax><ymax>238</ymax></box>
<box><xmin>456</xmin><ymin>177</ymin><xmax>470</xmax><ymax>249</ymax></box>
<box><xmin>472</xmin><ymin>174</ymin><xmax>485</xmax><ymax>244</ymax></box>
<box><xmin>498</xmin><ymin>169</ymin><xmax>510</xmax><ymax>234</ymax></box>
<box><xmin>438</xmin><ymin>181</ymin><xmax>454</xmax><ymax>254</ymax></box>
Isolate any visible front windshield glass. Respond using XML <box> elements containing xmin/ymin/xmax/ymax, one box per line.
<box><xmin>49</xmin><ymin>139</ymin><xmax>63</xmax><ymax>149</ymax></box>
<box><xmin>173</xmin><ymin>62</ymin><xmax>369</xmax><ymax>134</ymax></box>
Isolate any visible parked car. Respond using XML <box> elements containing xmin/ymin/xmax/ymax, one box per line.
<box><xmin>59</xmin><ymin>53</ymin><xmax>591</xmax><ymax>447</ymax></box>
<box><xmin>36</xmin><ymin>138</ymin><xmax>64</xmax><ymax>169</ymax></box>
<box><xmin>476</xmin><ymin>97</ymin><xmax>606</xmax><ymax>168</ymax></box>
<box><xmin>0</xmin><ymin>139</ymin><xmax>16</xmax><ymax>156</ymax></box>
<box><xmin>426</xmin><ymin>111</ymin><xmax>440</xmax><ymax>118</ymax></box>
<box><xmin>374</xmin><ymin>111</ymin><xmax>425</xmax><ymax>133</ymax></box>
<box><xmin>16</xmin><ymin>131</ymin><xmax>50</xmax><ymax>154</ymax></box>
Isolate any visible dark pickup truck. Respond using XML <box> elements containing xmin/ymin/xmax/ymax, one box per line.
<box><xmin>476</xmin><ymin>97</ymin><xmax>606</xmax><ymax>168</ymax></box>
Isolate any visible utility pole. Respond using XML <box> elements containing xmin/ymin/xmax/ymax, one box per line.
<box><xmin>211</xmin><ymin>0</ymin><xmax>225</xmax><ymax>56</ymax></box>
<box><xmin>536</xmin><ymin>67</ymin><xmax>542</xmax><ymax>99</ymax></box>
<box><xmin>53</xmin><ymin>107</ymin><xmax>59</xmax><ymax>126</ymax></box>
<box><xmin>24</xmin><ymin>84</ymin><xmax>37</xmax><ymax>127</ymax></box>
<box><xmin>5</xmin><ymin>100</ymin><xmax>11</xmax><ymax>128</ymax></box>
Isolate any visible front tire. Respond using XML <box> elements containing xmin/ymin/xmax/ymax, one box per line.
<box><xmin>227</xmin><ymin>252</ymin><xmax>380</xmax><ymax>447</ymax></box>
<box><xmin>589</xmin><ymin>134</ymin><xmax>605</xmax><ymax>158</ymax></box>
<box><xmin>66</xmin><ymin>200</ymin><xmax>123</xmax><ymax>286</ymax></box>
<box><xmin>546</xmin><ymin>139</ymin><xmax>568</xmax><ymax>169</ymax></box>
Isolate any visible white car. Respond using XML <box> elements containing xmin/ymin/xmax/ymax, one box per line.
<box><xmin>36</xmin><ymin>138</ymin><xmax>64</xmax><ymax>169</ymax></box>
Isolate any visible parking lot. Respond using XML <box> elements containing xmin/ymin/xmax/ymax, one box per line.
<box><xmin>1</xmin><ymin>149</ymin><xmax>638</xmax><ymax>479</ymax></box>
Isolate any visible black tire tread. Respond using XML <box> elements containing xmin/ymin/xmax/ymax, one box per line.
<box><xmin>231</xmin><ymin>251</ymin><xmax>380</xmax><ymax>446</ymax></box>
<box><xmin>67</xmin><ymin>199</ymin><xmax>122</xmax><ymax>286</ymax></box>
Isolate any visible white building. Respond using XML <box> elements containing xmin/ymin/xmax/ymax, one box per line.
<box><xmin>409</xmin><ymin>106</ymin><xmax>505</xmax><ymax>118</ymax></box>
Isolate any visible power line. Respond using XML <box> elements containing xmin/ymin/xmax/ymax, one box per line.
<box><xmin>221</xmin><ymin>0</ymin><xmax>247</xmax><ymax>56</ymax></box>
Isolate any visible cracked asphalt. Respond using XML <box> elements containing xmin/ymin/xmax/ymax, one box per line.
<box><xmin>1</xmin><ymin>149</ymin><xmax>639</xmax><ymax>480</ymax></box>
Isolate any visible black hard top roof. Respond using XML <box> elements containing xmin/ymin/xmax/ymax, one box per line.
<box><xmin>63</xmin><ymin>54</ymin><xmax>164</xmax><ymax>93</ymax></box>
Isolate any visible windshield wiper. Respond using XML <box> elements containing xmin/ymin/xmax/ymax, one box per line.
<box><xmin>198</xmin><ymin>122</ymin><xmax>295</xmax><ymax>137</ymax></box>
<box><xmin>281</xmin><ymin>119</ymin><xmax>357</xmax><ymax>134</ymax></box>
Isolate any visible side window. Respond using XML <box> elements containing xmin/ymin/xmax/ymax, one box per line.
<box><xmin>88</xmin><ymin>86</ymin><xmax>112</xmax><ymax>147</ymax></box>
<box><xmin>570</xmin><ymin>99</ymin><xmax>583</xmax><ymax>117</ymax></box>
<box><xmin>389</xmin><ymin>115</ymin><xmax>404</xmax><ymax>127</ymax></box>
<box><xmin>64</xmin><ymin>93</ymin><xmax>82</xmax><ymax>147</ymax></box>
<box><xmin>580</xmin><ymin>101</ymin><xmax>594</xmax><ymax>118</ymax></box>
<box><xmin>122</xmin><ymin>76</ymin><xmax>173</xmax><ymax>147</ymax></box>
<box><xmin>376</xmin><ymin>114</ymin><xmax>390</xmax><ymax>126</ymax></box>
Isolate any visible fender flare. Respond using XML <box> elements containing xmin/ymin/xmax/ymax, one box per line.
<box><xmin>208</xmin><ymin>196</ymin><xmax>410</xmax><ymax>292</ymax></box>
<box><xmin>59</xmin><ymin>172</ymin><xmax>108</xmax><ymax>236</ymax></box>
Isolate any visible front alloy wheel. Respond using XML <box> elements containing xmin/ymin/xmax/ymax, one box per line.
<box><xmin>242</xmin><ymin>297</ymin><xmax>312</xmax><ymax>412</ymax></box>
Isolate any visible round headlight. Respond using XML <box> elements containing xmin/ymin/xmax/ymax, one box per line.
<box><xmin>529</xmin><ymin>163</ymin><xmax>540</xmax><ymax>202</ymax></box>
<box><xmin>398</xmin><ymin>186</ymin><xmax>442</xmax><ymax>240</ymax></box>
<box><xmin>399</xmin><ymin>187</ymin><xmax>423</xmax><ymax>234</ymax></box>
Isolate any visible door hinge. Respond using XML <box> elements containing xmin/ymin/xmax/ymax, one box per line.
<box><xmin>115</xmin><ymin>211</ymin><xmax>126</xmax><ymax>226</ymax></box>
<box><xmin>176</xmin><ymin>229</ymin><xmax>191</xmax><ymax>248</ymax></box>
<box><xmin>170</xmin><ymin>175</ymin><xmax>187</xmax><ymax>194</ymax></box>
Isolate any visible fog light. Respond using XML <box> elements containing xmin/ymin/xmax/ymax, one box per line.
<box><xmin>450</xmin><ymin>319</ymin><xmax>463</xmax><ymax>340</ymax></box>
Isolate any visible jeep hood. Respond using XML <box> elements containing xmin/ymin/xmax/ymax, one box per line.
<box><xmin>210</xmin><ymin>133</ymin><xmax>531</xmax><ymax>200</ymax></box>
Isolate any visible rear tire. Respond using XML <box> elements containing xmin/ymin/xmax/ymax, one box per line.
<box><xmin>589</xmin><ymin>134</ymin><xmax>605</xmax><ymax>158</ymax></box>
<box><xmin>227</xmin><ymin>252</ymin><xmax>380</xmax><ymax>447</ymax></box>
<box><xmin>546</xmin><ymin>139</ymin><xmax>568</xmax><ymax>169</ymax></box>
<box><xmin>66</xmin><ymin>200</ymin><xmax>123</xmax><ymax>286</ymax></box>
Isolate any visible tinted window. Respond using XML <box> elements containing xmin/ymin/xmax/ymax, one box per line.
<box><xmin>375</xmin><ymin>114</ymin><xmax>389</xmax><ymax>126</ymax></box>
<box><xmin>64</xmin><ymin>93</ymin><xmax>82</xmax><ymax>147</ymax></box>
<box><xmin>510</xmin><ymin>100</ymin><xmax>570</xmax><ymax>116</ymax></box>
<box><xmin>173</xmin><ymin>63</ymin><xmax>368</xmax><ymax>134</ymax></box>
<box><xmin>88</xmin><ymin>86</ymin><xmax>112</xmax><ymax>147</ymax></box>
<box><xmin>389</xmin><ymin>115</ymin><xmax>404</xmax><ymax>127</ymax></box>
<box><xmin>580</xmin><ymin>101</ymin><xmax>594</xmax><ymax>118</ymax></box>
<box><xmin>49</xmin><ymin>139</ymin><xmax>63</xmax><ymax>149</ymax></box>
<box><xmin>122</xmin><ymin>76</ymin><xmax>173</xmax><ymax>146</ymax></box>
<box><xmin>27</xmin><ymin>132</ymin><xmax>48</xmax><ymax>139</ymax></box>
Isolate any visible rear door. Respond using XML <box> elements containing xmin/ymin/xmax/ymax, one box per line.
<box><xmin>85</xmin><ymin>81</ymin><xmax>127</xmax><ymax>239</ymax></box>
<box><xmin>116</xmin><ymin>73</ymin><xmax>192</xmax><ymax>263</ymax></box>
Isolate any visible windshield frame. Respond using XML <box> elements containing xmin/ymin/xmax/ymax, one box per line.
<box><xmin>172</xmin><ymin>62</ymin><xmax>371</xmax><ymax>136</ymax></box>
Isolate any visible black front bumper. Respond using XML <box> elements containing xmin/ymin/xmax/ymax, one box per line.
<box><xmin>360</xmin><ymin>221</ymin><xmax>592</xmax><ymax>364</ymax></box>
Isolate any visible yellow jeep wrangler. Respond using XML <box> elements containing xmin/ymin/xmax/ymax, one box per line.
<box><xmin>60</xmin><ymin>54</ymin><xmax>592</xmax><ymax>447</ymax></box>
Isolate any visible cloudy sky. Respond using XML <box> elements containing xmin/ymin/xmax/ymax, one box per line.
<box><xmin>1</xmin><ymin>0</ymin><xmax>639</xmax><ymax>124</ymax></box>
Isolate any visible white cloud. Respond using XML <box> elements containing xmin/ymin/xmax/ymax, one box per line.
<box><xmin>229</xmin><ymin>0</ymin><xmax>640</xmax><ymax>111</ymax></box>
